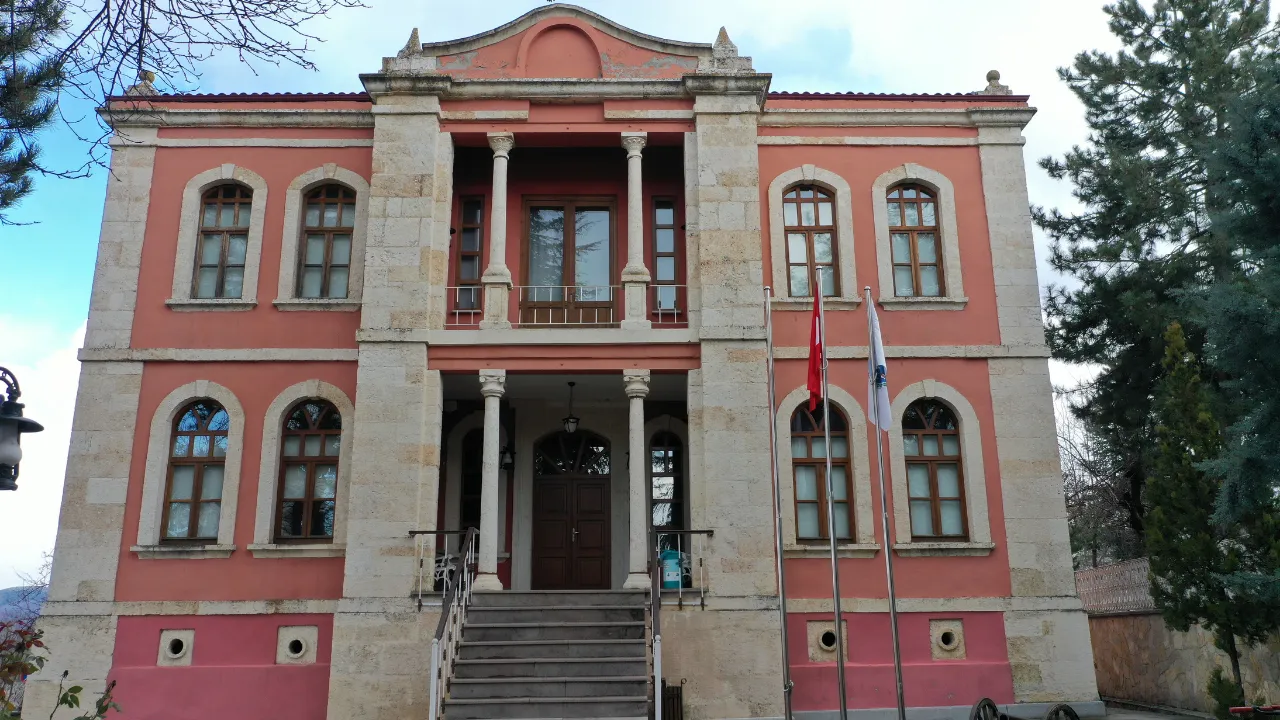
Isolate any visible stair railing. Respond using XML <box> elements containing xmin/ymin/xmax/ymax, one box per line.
<box><xmin>650</xmin><ymin>535</ymin><xmax>663</xmax><ymax>720</ymax></box>
<box><xmin>649</xmin><ymin>529</ymin><xmax>715</xmax><ymax>720</ymax></box>
<box><xmin>421</xmin><ymin>527</ymin><xmax>478</xmax><ymax>720</ymax></box>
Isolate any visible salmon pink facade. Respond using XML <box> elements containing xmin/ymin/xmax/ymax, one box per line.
<box><xmin>32</xmin><ymin>5</ymin><xmax>1099</xmax><ymax>720</ymax></box>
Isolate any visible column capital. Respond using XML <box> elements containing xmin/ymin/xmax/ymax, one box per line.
<box><xmin>623</xmin><ymin>369</ymin><xmax>651</xmax><ymax>399</ymax></box>
<box><xmin>487</xmin><ymin>132</ymin><xmax>515</xmax><ymax>158</ymax></box>
<box><xmin>621</xmin><ymin>132</ymin><xmax>647</xmax><ymax>158</ymax></box>
<box><xmin>479</xmin><ymin>369</ymin><xmax>507</xmax><ymax>397</ymax></box>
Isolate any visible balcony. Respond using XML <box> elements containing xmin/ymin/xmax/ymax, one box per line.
<box><xmin>444</xmin><ymin>284</ymin><xmax>690</xmax><ymax>330</ymax></box>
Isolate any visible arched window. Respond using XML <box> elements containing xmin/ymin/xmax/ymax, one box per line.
<box><xmin>650</xmin><ymin>431</ymin><xmax>684</xmax><ymax>544</ymax></box>
<box><xmin>298</xmin><ymin>184</ymin><xmax>356</xmax><ymax>299</ymax></box>
<box><xmin>887</xmin><ymin>183</ymin><xmax>942</xmax><ymax>297</ymax></box>
<box><xmin>164</xmin><ymin>400</ymin><xmax>229</xmax><ymax>541</ymax></box>
<box><xmin>791</xmin><ymin>401</ymin><xmax>852</xmax><ymax>540</ymax></box>
<box><xmin>194</xmin><ymin>185</ymin><xmax>253</xmax><ymax>299</ymax></box>
<box><xmin>783</xmin><ymin>185</ymin><xmax>837</xmax><ymax>298</ymax></box>
<box><xmin>276</xmin><ymin>400</ymin><xmax>342</xmax><ymax>541</ymax></box>
<box><xmin>902</xmin><ymin>399</ymin><xmax>966</xmax><ymax>539</ymax></box>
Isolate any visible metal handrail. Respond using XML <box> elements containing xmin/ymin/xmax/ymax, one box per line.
<box><xmin>649</xmin><ymin>528</ymin><xmax>714</xmax><ymax>720</ymax></box>
<box><xmin>421</xmin><ymin>527</ymin><xmax>478</xmax><ymax>720</ymax></box>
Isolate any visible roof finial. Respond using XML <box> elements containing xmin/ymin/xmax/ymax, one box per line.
<box><xmin>397</xmin><ymin>28</ymin><xmax>422</xmax><ymax>58</ymax></box>
<box><xmin>125</xmin><ymin>70</ymin><xmax>157</xmax><ymax>96</ymax></box>
<box><xmin>713</xmin><ymin>27</ymin><xmax>738</xmax><ymax>58</ymax></box>
<box><xmin>982</xmin><ymin>69</ymin><xmax>1011</xmax><ymax>95</ymax></box>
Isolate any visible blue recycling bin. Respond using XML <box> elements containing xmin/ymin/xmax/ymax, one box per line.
<box><xmin>660</xmin><ymin>549</ymin><xmax>683</xmax><ymax>589</ymax></box>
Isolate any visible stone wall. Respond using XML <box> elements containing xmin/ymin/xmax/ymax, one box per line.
<box><xmin>1089</xmin><ymin>614</ymin><xmax>1280</xmax><ymax>712</ymax></box>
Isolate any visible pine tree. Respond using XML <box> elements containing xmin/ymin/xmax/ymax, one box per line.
<box><xmin>1201</xmin><ymin>56</ymin><xmax>1280</xmax><ymax>531</ymax></box>
<box><xmin>0</xmin><ymin>0</ymin><xmax>65</xmax><ymax>223</ymax></box>
<box><xmin>1146</xmin><ymin>322</ymin><xmax>1280</xmax><ymax>701</ymax></box>
<box><xmin>1036</xmin><ymin>0</ymin><xmax>1277</xmax><ymax>543</ymax></box>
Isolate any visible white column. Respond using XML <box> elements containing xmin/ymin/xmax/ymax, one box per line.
<box><xmin>474</xmin><ymin>369</ymin><xmax>506</xmax><ymax>590</ymax></box>
<box><xmin>623</xmin><ymin>369</ymin><xmax>651</xmax><ymax>589</ymax></box>
<box><xmin>480</xmin><ymin>132</ymin><xmax>515</xmax><ymax>330</ymax></box>
<box><xmin>620</xmin><ymin>132</ymin><xmax>652</xmax><ymax>330</ymax></box>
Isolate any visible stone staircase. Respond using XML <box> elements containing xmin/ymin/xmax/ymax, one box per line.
<box><xmin>443</xmin><ymin>590</ymin><xmax>650</xmax><ymax>720</ymax></box>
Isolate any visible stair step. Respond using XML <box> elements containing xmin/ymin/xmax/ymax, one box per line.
<box><xmin>449</xmin><ymin>676</ymin><xmax>648</xmax><ymax>699</ymax></box>
<box><xmin>467</xmin><ymin>605</ymin><xmax>645</xmax><ymax>623</ymax></box>
<box><xmin>458</xmin><ymin>639</ymin><xmax>646</xmax><ymax>660</ymax></box>
<box><xmin>442</xmin><ymin>696</ymin><xmax>648</xmax><ymax>720</ymax></box>
<box><xmin>454</xmin><ymin>657</ymin><xmax>646</xmax><ymax>679</ymax></box>
<box><xmin>470</xmin><ymin>591</ymin><xmax>646</xmax><ymax>608</ymax></box>
<box><xmin>463</xmin><ymin>621</ymin><xmax>646</xmax><ymax>642</ymax></box>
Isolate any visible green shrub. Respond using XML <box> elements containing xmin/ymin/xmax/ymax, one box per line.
<box><xmin>1207</xmin><ymin>666</ymin><xmax>1245</xmax><ymax>720</ymax></box>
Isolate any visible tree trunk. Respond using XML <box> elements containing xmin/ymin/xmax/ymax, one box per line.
<box><xmin>1224</xmin><ymin>631</ymin><xmax>1245</xmax><ymax>704</ymax></box>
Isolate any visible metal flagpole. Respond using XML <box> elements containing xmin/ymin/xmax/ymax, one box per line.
<box><xmin>818</xmin><ymin>284</ymin><xmax>849</xmax><ymax>720</ymax></box>
<box><xmin>763</xmin><ymin>286</ymin><xmax>795</xmax><ymax>720</ymax></box>
<box><xmin>866</xmin><ymin>286</ymin><xmax>907</xmax><ymax>720</ymax></box>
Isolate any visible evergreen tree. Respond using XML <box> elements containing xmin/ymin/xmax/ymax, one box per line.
<box><xmin>1146</xmin><ymin>322</ymin><xmax>1280</xmax><ymax>701</ymax></box>
<box><xmin>1036</xmin><ymin>0</ymin><xmax>1277</xmax><ymax>540</ymax></box>
<box><xmin>0</xmin><ymin>0</ymin><xmax>64</xmax><ymax>223</ymax></box>
<box><xmin>1201</xmin><ymin>56</ymin><xmax>1280</xmax><ymax>532</ymax></box>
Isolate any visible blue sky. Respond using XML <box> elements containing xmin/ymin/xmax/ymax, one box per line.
<box><xmin>1</xmin><ymin>0</ymin><xmax>1116</xmax><ymax>587</ymax></box>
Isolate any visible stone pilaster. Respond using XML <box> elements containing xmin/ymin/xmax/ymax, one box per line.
<box><xmin>475</xmin><ymin>369</ymin><xmax>506</xmax><ymax>591</ymax></box>
<box><xmin>480</xmin><ymin>132</ymin><xmax>514</xmax><ymax>329</ymax></box>
<box><xmin>620</xmin><ymin>132</ymin><xmax>651</xmax><ymax>330</ymax></box>
<box><xmin>622</xmin><ymin>370</ymin><xmax>650</xmax><ymax>589</ymax></box>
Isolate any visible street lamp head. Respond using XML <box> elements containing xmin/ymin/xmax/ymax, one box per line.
<box><xmin>0</xmin><ymin>367</ymin><xmax>45</xmax><ymax>492</ymax></box>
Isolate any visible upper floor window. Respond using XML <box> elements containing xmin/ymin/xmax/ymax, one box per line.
<box><xmin>454</xmin><ymin>198</ymin><xmax>485</xmax><ymax>312</ymax></box>
<box><xmin>164</xmin><ymin>400</ymin><xmax>229</xmax><ymax>541</ymax></box>
<box><xmin>902</xmin><ymin>399</ymin><xmax>966</xmax><ymax>540</ymax></box>
<box><xmin>791</xmin><ymin>401</ymin><xmax>852</xmax><ymax>541</ymax></box>
<box><xmin>299</xmin><ymin>184</ymin><xmax>355</xmax><ymax>299</ymax></box>
<box><xmin>194</xmin><ymin>185</ymin><xmax>252</xmax><ymax>299</ymax></box>
<box><xmin>783</xmin><ymin>185</ymin><xmax>837</xmax><ymax>298</ymax></box>
<box><xmin>887</xmin><ymin>184</ymin><xmax>943</xmax><ymax>297</ymax></box>
<box><xmin>652</xmin><ymin>199</ymin><xmax>681</xmax><ymax>314</ymax></box>
<box><xmin>277</xmin><ymin>400</ymin><xmax>342</xmax><ymax>541</ymax></box>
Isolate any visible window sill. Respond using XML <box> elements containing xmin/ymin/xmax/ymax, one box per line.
<box><xmin>165</xmin><ymin>299</ymin><xmax>257</xmax><ymax>312</ymax></box>
<box><xmin>785</xmin><ymin>543</ymin><xmax>880</xmax><ymax>558</ymax></box>
<box><xmin>771</xmin><ymin>297</ymin><xmax>863</xmax><ymax>311</ymax></box>
<box><xmin>892</xmin><ymin>541</ymin><xmax>994</xmax><ymax>557</ymax></box>
<box><xmin>247</xmin><ymin>543</ymin><xmax>345</xmax><ymax>558</ymax></box>
<box><xmin>131</xmin><ymin>544</ymin><xmax>236</xmax><ymax>559</ymax></box>
<box><xmin>877</xmin><ymin>296</ymin><xmax>969</xmax><ymax>311</ymax></box>
<box><xmin>273</xmin><ymin>299</ymin><xmax>361</xmax><ymax>312</ymax></box>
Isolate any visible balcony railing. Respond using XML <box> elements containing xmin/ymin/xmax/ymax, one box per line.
<box><xmin>517</xmin><ymin>285</ymin><xmax>618</xmax><ymax>327</ymax></box>
<box><xmin>444</xmin><ymin>286</ymin><xmax>483</xmax><ymax>327</ymax></box>
<box><xmin>650</xmin><ymin>284</ymin><xmax>687</xmax><ymax>327</ymax></box>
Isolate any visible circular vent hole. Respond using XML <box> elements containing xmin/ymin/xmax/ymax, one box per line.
<box><xmin>939</xmin><ymin>631</ymin><xmax>957</xmax><ymax>649</ymax></box>
<box><xmin>166</xmin><ymin>637</ymin><xmax>185</xmax><ymax>658</ymax></box>
<box><xmin>819</xmin><ymin>630</ymin><xmax>838</xmax><ymax>651</ymax></box>
<box><xmin>287</xmin><ymin>639</ymin><xmax>305</xmax><ymax>657</ymax></box>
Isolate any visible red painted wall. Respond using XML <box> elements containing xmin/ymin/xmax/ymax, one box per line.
<box><xmin>787</xmin><ymin>612</ymin><xmax>1015</xmax><ymax>709</ymax></box>
<box><xmin>110</xmin><ymin>614</ymin><xmax>332</xmax><ymax>720</ymax></box>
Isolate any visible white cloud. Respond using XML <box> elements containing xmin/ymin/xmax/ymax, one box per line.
<box><xmin>0</xmin><ymin>323</ymin><xmax>84</xmax><ymax>589</ymax></box>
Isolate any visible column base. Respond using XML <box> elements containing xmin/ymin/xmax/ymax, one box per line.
<box><xmin>477</xmin><ymin>319</ymin><xmax>512</xmax><ymax>330</ymax></box>
<box><xmin>621</xmin><ymin>280</ymin><xmax>651</xmax><ymax>330</ymax></box>
<box><xmin>622</xmin><ymin>572</ymin><xmax>649</xmax><ymax>590</ymax></box>
<box><xmin>619</xmin><ymin>319</ymin><xmax>653</xmax><ymax>330</ymax></box>
<box><xmin>473</xmin><ymin>572</ymin><xmax>504</xmax><ymax>591</ymax></box>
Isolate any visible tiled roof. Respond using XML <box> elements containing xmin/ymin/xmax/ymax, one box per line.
<box><xmin>767</xmin><ymin>91</ymin><xmax>1030</xmax><ymax>101</ymax></box>
<box><xmin>109</xmin><ymin>90</ymin><xmax>1028</xmax><ymax>103</ymax></box>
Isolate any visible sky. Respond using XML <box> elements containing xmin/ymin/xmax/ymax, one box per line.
<box><xmin>0</xmin><ymin>0</ymin><xmax>1118</xmax><ymax>588</ymax></box>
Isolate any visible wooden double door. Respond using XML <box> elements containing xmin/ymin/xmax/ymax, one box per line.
<box><xmin>530</xmin><ymin>430</ymin><xmax>612</xmax><ymax>590</ymax></box>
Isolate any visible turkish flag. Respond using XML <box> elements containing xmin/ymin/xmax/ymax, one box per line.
<box><xmin>807</xmin><ymin>292</ymin><xmax>823</xmax><ymax>411</ymax></box>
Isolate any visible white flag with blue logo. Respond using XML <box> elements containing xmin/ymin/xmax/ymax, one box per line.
<box><xmin>867</xmin><ymin>302</ymin><xmax>891</xmax><ymax>431</ymax></box>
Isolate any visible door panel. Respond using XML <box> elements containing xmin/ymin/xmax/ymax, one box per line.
<box><xmin>571</xmin><ymin>480</ymin><xmax>610</xmax><ymax>590</ymax></box>
<box><xmin>532</xmin><ymin>479</ymin><xmax>572</xmax><ymax>590</ymax></box>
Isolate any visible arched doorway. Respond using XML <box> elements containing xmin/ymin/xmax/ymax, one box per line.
<box><xmin>531</xmin><ymin>430</ymin><xmax>611</xmax><ymax>589</ymax></box>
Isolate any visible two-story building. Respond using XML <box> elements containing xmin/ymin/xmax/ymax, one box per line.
<box><xmin>28</xmin><ymin>5</ymin><xmax>1099</xmax><ymax>720</ymax></box>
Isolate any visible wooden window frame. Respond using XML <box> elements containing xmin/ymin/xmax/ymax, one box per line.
<box><xmin>451</xmin><ymin>196</ymin><xmax>487</xmax><ymax>315</ymax></box>
<box><xmin>902</xmin><ymin>400</ymin><xmax>968</xmax><ymax>541</ymax></box>
<box><xmin>650</xmin><ymin>197</ymin><xmax>685</xmax><ymax>319</ymax></box>
<box><xmin>519</xmin><ymin>196</ymin><xmax>618</xmax><ymax>325</ymax></box>
<box><xmin>782</xmin><ymin>185</ymin><xmax>839</xmax><ymax>298</ymax></box>
<box><xmin>649</xmin><ymin>431</ymin><xmax>685</xmax><ymax>535</ymax></box>
<box><xmin>162</xmin><ymin>400</ymin><xmax>229</xmax><ymax>543</ymax></box>
<box><xmin>791</xmin><ymin>402</ymin><xmax>854</xmax><ymax>542</ymax></box>
<box><xmin>193</xmin><ymin>185</ymin><xmax>253</xmax><ymax>299</ymax></box>
<box><xmin>297</xmin><ymin>184</ymin><xmax>356</xmax><ymax>299</ymax></box>
<box><xmin>887</xmin><ymin>183</ymin><xmax>945</xmax><ymax>298</ymax></box>
<box><xmin>274</xmin><ymin>400</ymin><xmax>342</xmax><ymax>543</ymax></box>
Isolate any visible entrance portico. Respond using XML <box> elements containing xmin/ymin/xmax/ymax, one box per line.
<box><xmin>438</xmin><ymin>371</ymin><xmax>688</xmax><ymax>591</ymax></box>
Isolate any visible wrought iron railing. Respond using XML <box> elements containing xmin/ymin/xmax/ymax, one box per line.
<box><xmin>1075</xmin><ymin>557</ymin><xmax>1157</xmax><ymax>615</ymax></box>
<box><xmin>410</xmin><ymin>527</ymin><xmax>478</xmax><ymax>720</ymax></box>
<box><xmin>517</xmin><ymin>285</ymin><xmax>618</xmax><ymax>326</ymax></box>
<box><xmin>649</xmin><ymin>529</ymin><xmax>713</xmax><ymax>720</ymax></box>
<box><xmin>650</xmin><ymin>284</ymin><xmax>687</xmax><ymax>326</ymax></box>
<box><xmin>444</xmin><ymin>286</ymin><xmax>483</xmax><ymax>327</ymax></box>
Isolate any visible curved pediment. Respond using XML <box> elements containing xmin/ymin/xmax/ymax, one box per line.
<box><xmin>387</xmin><ymin>4</ymin><xmax>752</xmax><ymax>80</ymax></box>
